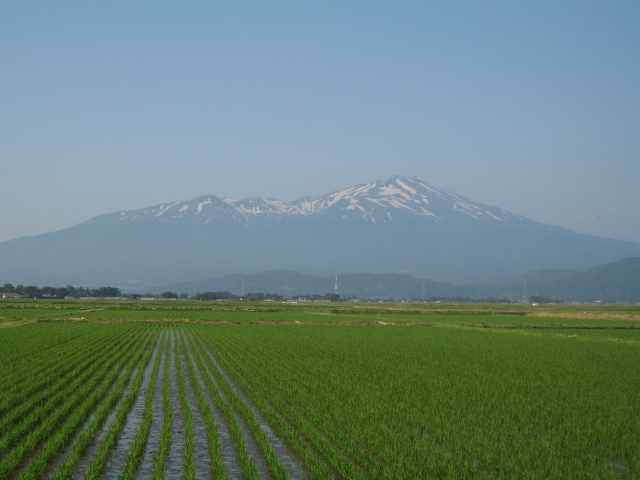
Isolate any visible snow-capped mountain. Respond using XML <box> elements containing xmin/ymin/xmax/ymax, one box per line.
<box><xmin>116</xmin><ymin>176</ymin><xmax>518</xmax><ymax>225</ymax></box>
<box><xmin>2</xmin><ymin>176</ymin><xmax>639</xmax><ymax>287</ymax></box>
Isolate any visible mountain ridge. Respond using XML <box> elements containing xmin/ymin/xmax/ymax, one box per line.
<box><xmin>1</xmin><ymin>175</ymin><xmax>639</xmax><ymax>286</ymax></box>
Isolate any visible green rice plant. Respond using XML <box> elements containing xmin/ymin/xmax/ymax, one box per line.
<box><xmin>175</xmin><ymin>331</ymin><xmax>196</xmax><ymax>480</ymax></box>
<box><xmin>197</xmin><ymin>323</ymin><xmax>640</xmax><ymax>479</ymax></box>
<box><xmin>188</xmin><ymin>332</ymin><xmax>292</xmax><ymax>480</ymax></box>
<box><xmin>117</xmin><ymin>331</ymin><xmax>166</xmax><ymax>480</ymax></box>
<box><xmin>181</xmin><ymin>331</ymin><xmax>228</xmax><ymax>480</ymax></box>
<box><xmin>0</xmin><ymin>326</ymin><xmax>141</xmax><ymax>454</ymax></box>
<box><xmin>16</xmin><ymin>328</ymin><xmax>156</xmax><ymax>480</ymax></box>
<box><xmin>51</xmin><ymin>331</ymin><xmax>163</xmax><ymax>480</ymax></box>
<box><xmin>152</xmin><ymin>329</ymin><xmax>174</xmax><ymax>480</ymax></box>
<box><xmin>82</xmin><ymin>332</ymin><xmax>157</xmax><ymax>480</ymax></box>
<box><xmin>196</xmin><ymin>330</ymin><xmax>365</xmax><ymax>480</ymax></box>
<box><xmin>0</xmin><ymin>327</ymin><xmax>150</xmax><ymax>478</ymax></box>
<box><xmin>189</xmin><ymin>333</ymin><xmax>260</xmax><ymax>480</ymax></box>
<box><xmin>0</xmin><ymin>323</ymin><xmax>124</xmax><ymax>417</ymax></box>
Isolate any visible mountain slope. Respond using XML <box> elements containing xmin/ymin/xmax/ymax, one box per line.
<box><xmin>1</xmin><ymin>176</ymin><xmax>639</xmax><ymax>287</ymax></box>
<box><xmin>555</xmin><ymin>257</ymin><xmax>640</xmax><ymax>303</ymax></box>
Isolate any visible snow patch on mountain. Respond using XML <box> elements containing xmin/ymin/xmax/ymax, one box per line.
<box><xmin>114</xmin><ymin>175</ymin><xmax>520</xmax><ymax>225</ymax></box>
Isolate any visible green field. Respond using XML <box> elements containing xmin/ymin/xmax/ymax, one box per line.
<box><xmin>0</xmin><ymin>300</ymin><xmax>638</xmax><ymax>479</ymax></box>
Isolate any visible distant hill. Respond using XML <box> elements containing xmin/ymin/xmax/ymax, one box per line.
<box><xmin>151</xmin><ymin>258</ymin><xmax>640</xmax><ymax>303</ymax></box>
<box><xmin>555</xmin><ymin>257</ymin><xmax>640</xmax><ymax>303</ymax></box>
<box><xmin>2</xmin><ymin>176</ymin><xmax>639</xmax><ymax>287</ymax></box>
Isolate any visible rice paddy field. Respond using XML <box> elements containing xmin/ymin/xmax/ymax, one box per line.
<box><xmin>1</xmin><ymin>300</ymin><xmax>638</xmax><ymax>479</ymax></box>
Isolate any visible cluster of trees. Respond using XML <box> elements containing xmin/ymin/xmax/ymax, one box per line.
<box><xmin>191</xmin><ymin>292</ymin><xmax>342</xmax><ymax>302</ymax></box>
<box><xmin>1</xmin><ymin>284</ymin><xmax>122</xmax><ymax>298</ymax></box>
<box><xmin>529</xmin><ymin>295</ymin><xmax>562</xmax><ymax>304</ymax></box>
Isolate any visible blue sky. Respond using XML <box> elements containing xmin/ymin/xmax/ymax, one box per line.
<box><xmin>1</xmin><ymin>1</ymin><xmax>638</xmax><ymax>243</ymax></box>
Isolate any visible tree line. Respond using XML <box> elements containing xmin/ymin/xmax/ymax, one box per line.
<box><xmin>1</xmin><ymin>284</ymin><xmax>343</xmax><ymax>302</ymax></box>
<box><xmin>2</xmin><ymin>284</ymin><xmax>122</xmax><ymax>298</ymax></box>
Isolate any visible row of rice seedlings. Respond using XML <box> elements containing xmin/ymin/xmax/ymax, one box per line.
<box><xmin>0</xmin><ymin>328</ymin><xmax>118</xmax><ymax>430</ymax></box>
<box><xmin>0</xmin><ymin>327</ymin><xmax>150</xmax><ymax>478</ymax></box>
<box><xmin>50</xmin><ymin>328</ymin><xmax>162</xmax><ymax>479</ymax></box>
<box><xmin>19</xmin><ymin>330</ymin><xmax>157</xmax><ymax>480</ymax></box>
<box><xmin>0</xmin><ymin>323</ymin><xmax>139</xmax><ymax>393</ymax></box>
<box><xmin>197</xmin><ymin>331</ymin><xmax>359</xmax><ymax>480</ymax></box>
<box><xmin>224</xmin><ymin>336</ymin><xmax>401</xmax><ymax>478</ymax></box>
<box><xmin>0</xmin><ymin>324</ymin><xmax>125</xmax><ymax>418</ymax></box>
<box><xmin>0</xmin><ymin>325</ymin><xmax>142</xmax><ymax>454</ymax></box>
<box><xmin>82</xmin><ymin>330</ymin><xmax>158</xmax><ymax>480</ymax></box>
<box><xmin>151</xmin><ymin>329</ymin><xmax>173</xmax><ymax>480</ymax></box>
<box><xmin>189</xmin><ymin>333</ymin><xmax>293</xmax><ymax>480</ymax></box>
<box><xmin>0</xmin><ymin>322</ymin><xmax>91</xmax><ymax>367</ymax></box>
<box><xmin>180</xmin><ymin>331</ymin><xmax>228</xmax><ymax>479</ymax></box>
<box><xmin>175</xmin><ymin>331</ymin><xmax>196</xmax><ymax>480</ymax></box>
<box><xmin>239</xmin><ymin>329</ymin><xmax>467</xmax><ymax>479</ymax></box>
<box><xmin>212</xmin><ymin>324</ymin><xmax>640</xmax><ymax>478</ymax></box>
<box><xmin>208</xmin><ymin>350</ymin><xmax>336</xmax><ymax>479</ymax></box>
<box><xmin>201</xmin><ymin>327</ymin><xmax>426</xmax><ymax>479</ymax></box>
<box><xmin>188</xmin><ymin>332</ymin><xmax>261</xmax><ymax>480</ymax></box>
<box><xmin>117</xmin><ymin>331</ymin><xmax>167</xmax><ymax>480</ymax></box>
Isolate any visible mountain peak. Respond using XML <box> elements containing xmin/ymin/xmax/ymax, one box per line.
<box><xmin>3</xmin><ymin>175</ymin><xmax>639</xmax><ymax>286</ymax></box>
<box><xmin>113</xmin><ymin>175</ymin><xmax>517</xmax><ymax>225</ymax></box>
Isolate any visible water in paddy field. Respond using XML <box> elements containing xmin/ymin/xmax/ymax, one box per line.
<box><xmin>11</xmin><ymin>326</ymin><xmax>309</xmax><ymax>480</ymax></box>
<box><xmin>102</xmin><ymin>334</ymin><xmax>163</xmax><ymax>479</ymax></box>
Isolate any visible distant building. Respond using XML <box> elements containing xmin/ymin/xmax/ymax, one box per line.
<box><xmin>0</xmin><ymin>292</ymin><xmax>21</xmax><ymax>299</ymax></box>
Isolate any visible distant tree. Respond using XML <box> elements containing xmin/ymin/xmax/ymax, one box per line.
<box><xmin>529</xmin><ymin>295</ymin><xmax>562</xmax><ymax>304</ymax></box>
<box><xmin>2</xmin><ymin>283</ymin><xmax>14</xmax><ymax>293</ymax></box>
<box><xmin>179</xmin><ymin>292</ymin><xmax>189</xmax><ymax>300</ymax></box>
<box><xmin>325</xmin><ymin>293</ymin><xmax>341</xmax><ymax>302</ymax></box>
<box><xmin>22</xmin><ymin>286</ymin><xmax>38</xmax><ymax>296</ymax></box>
<box><xmin>160</xmin><ymin>291</ymin><xmax>178</xmax><ymax>299</ymax></box>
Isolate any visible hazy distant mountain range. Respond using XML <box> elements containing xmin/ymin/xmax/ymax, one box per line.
<box><xmin>1</xmin><ymin>176</ymin><xmax>639</xmax><ymax>287</ymax></box>
<box><xmin>155</xmin><ymin>257</ymin><xmax>640</xmax><ymax>303</ymax></box>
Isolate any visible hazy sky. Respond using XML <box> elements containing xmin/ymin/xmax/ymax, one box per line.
<box><xmin>2</xmin><ymin>1</ymin><xmax>638</xmax><ymax>243</ymax></box>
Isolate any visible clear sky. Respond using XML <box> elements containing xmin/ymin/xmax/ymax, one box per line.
<box><xmin>1</xmin><ymin>1</ymin><xmax>638</xmax><ymax>243</ymax></box>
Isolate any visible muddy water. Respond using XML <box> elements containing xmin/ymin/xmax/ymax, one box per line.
<box><xmin>185</xmin><ymin>334</ymin><xmax>244</xmax><ymax>479</ymax></box>
<box><xmin>102</xmin><ymin>333</ymin><xmax>163</xmax><ymax>479</ymax></box>
<box><xmin>137</xmin><ymin>332</ymin><xmax>168</xmax><ymax>478</ymax></box>
<box><xmin>165</xmin><ymin>331</ymin><xmax>185</xmax><ymax>480</ymax></box>
<box><xmin>196</xmin><ymin>337</ymin><xmax>308</xmax><ymax>480</ymax></box>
